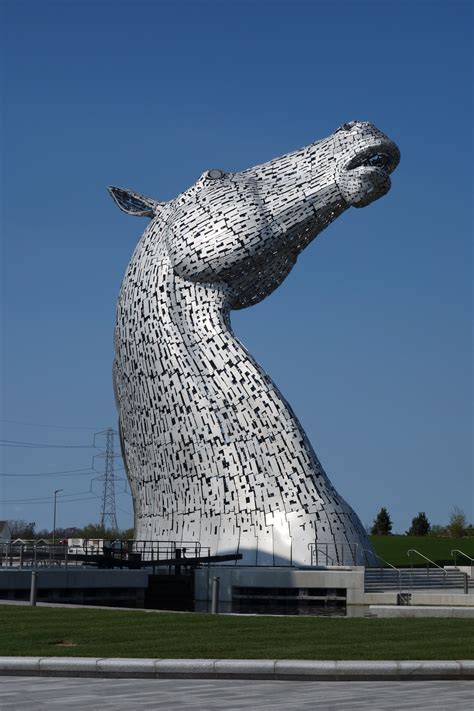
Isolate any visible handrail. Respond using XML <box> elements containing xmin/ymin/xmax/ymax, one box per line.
<box><xmin>451</xmin><ymin>549</ymin><xmax>474</xmax><ymax>566</ymax></box>
<box><xmin>362</xmin><ymin>548</ymin><xmax>400</xmax><ymax>572</ymax></box>
<box><xmin>307</xmin><ymin>542</ymin><xmax>338</xmax><ymax>566</ymax></box>
<box><xmin>307</xmin><ymin>542</ymin><xmax>359</xmax><ymax>566</ymax></box>
<box><xmin>407</xmin><ymin>549</ymin><xmax>447</xmax><ymax>574</ymax></box>
<box><xmin>361</xmin><ymin>548</ymin><xmax>403</xmax><ymax>592</ymax></box>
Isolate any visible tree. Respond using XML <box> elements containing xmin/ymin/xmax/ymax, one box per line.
<box><xmin>407</xmin><ymin>512</ymin><xmax>431</xmax><ymax>536</ymax></box>
<box><xmin>8</xmin><ymin>520</ymin><xmax>36</xmax><ymax>539</ymax></box>
<box><xmin>448</xmin><ymin>507</ymin><xmax>467</xmax><ymax>538</ymax></box>
<box><xmin>75</xmin><ymin>523</ymin><xmax>132</xmax><ymax>540</ymax></box>
<box><xmin>370</xmin><ymin>507</ymin><xmax>392</xmax><ymax>535</ymax></box>
<box><xmin>428</xmin><ymin>524</ymin><xmax>448</xmax><ymax>537</ymax></box>
<box><xmin>77</xmin><ymin>523</ymin><xmax>109</xmax><ymax>539</ymax></box>
<box><xmin>35</xmin><ymin>526</ymin><xmax>80</xmax><ymax>541</ymax></box>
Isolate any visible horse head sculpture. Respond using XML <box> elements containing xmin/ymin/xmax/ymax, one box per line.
<box><xmin>110</xmin><ymin>120</ymin><xmax>399</xmax><ymax>565</ymax></box>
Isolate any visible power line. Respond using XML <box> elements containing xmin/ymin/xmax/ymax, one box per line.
<box><xmin>0</xmin><ymin>467</ymin><xmax>95</xmax><ymax>478</ymax></box>
<box><xmin>1</xmin><ymin>496</ymin><xmax>101</xmax><ymax>506</ymax></box>
<box><xmin>0</xmin><ymin>426</ymin><xmax>128</xmax><ymax>522</ymax></box>
<box><xmin>0</xmin><ymin>465</ymin><xmax>125</xmax><ymax>478</ymax></box>
<box><xmin>0</xmin><ymin>439</ymin><xmax>97</xmax><ymax>449</ymax></box>
<box><xmin>0</xmin><ymin>489</ymin><xmax>100</xmax><ymax>504</ymax></box>
<box><xmin>0</xmin><ymin>419</ymin><xmax>102</xmax><ymax>431</ymax></box>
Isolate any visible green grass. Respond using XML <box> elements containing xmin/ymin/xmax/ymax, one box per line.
<box><xmin>0</xmin><ymin>606</ymin><xmax>473</xmax><ymax>660</ymax></box>
<box><xmin>370</xmin><ymin>536</ymin><xmax>474</xmax><ymax>567</ymax></box>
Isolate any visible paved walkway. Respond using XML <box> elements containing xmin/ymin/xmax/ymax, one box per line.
<box><xmin>1</xmin><ymin>677</ymin><xmax>473</xmax><ymax>710</ymax></box>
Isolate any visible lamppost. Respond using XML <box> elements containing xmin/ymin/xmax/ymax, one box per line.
<box><xmin>52</xmin><ymin>489</ymin><xmax>63</xmax><ymax>548</ymax></box>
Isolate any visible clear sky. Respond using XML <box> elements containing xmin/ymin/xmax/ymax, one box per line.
<box><xmin>1</xmin><ymin>0</ymin><xmax>472</xmax><ymax>534</ymax></box>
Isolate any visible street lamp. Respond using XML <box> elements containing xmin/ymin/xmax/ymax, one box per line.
<box><xmin>52</xmin><ymin>489</ymin><xmax>63</xmax><ymax>547</ymax></box>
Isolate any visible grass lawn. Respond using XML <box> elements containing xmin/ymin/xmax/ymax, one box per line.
<box><xmin>0</xmin><ymin>606</ymin><xmax>473</xmax><ymax>660</ymax></box>
<box><xmin>370</xmin><ymin>536</ymin><xmax>474</xmax><ymax>567</ymax></box>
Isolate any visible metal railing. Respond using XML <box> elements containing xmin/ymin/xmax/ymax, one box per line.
<box><xmin>308</xmin><ymin>543</ymin><xmax>337</xmax><ymax>566</ymax></box>
<box><xmin>362</xmin><ymin>548</ymin><xmax>402</xmax><ymax>592</ymax></box>
<box><xmin>407</xmin><ymin>549</ymin><xmax>447</xmax><ymax>587</ymax></box>
<box><xmin>0</xmin><ymin>542</ymin><xmax>70</xmax><ymax>568</ymax></box>
<box><xmin>451</xmin><ymin>549</ymin><xmax>474</xmax><ymax>567</ymax></box>
<box><xmin>0</xmin><ymin>539</ymin><xmax>208</xmax><ymax>570</ymax></box>
<box><xmin>99</xmin><ymin>539</ymin><xmax>204</xmax><ymax>562</ymax></box>
<box><xmin>307</xmin><ymin>542</ymin><xmax>390</xmax><ymax>567</ymax></box>
<box><xmin>308</xmin><ymin>542</ymin><xmax>360</xmax><ymax>566</ymax></box>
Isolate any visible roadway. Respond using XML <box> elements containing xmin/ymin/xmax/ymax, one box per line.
<box><xmin>1</xmin><ymin>677</ymin><xmax>473</xmax><ymax>710</ymax></box>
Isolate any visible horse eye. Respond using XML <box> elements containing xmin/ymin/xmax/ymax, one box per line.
<box><xmin>207</xmin><ymin>169</ymin><xmax>225</xmax><ymax>180</ymax></box>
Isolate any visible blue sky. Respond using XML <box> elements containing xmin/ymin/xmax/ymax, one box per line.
<box><xmin>1</xmin><ymin>0</ymin><xmax>472</xmax><ymax>534</ymax></box>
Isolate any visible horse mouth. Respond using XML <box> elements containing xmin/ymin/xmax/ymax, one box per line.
<box><xmin>345</xmin><ymin>141</ymin><xmax>400</xmax><ymax>177</ymax></box>
<box><xmin>337</xmin><ymin>139</ymin><xmax>400</xmax><ymax>208</ymax></box>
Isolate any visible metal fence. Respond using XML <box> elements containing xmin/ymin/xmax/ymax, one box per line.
<box><xmin>0</xmin><ymin>539</ymin><xmax>209</xmax><ymax>569</ymax></box>
<box><xmin>307</xmin><ymin>542</ymin><xmax>378</xmax><ymax>567</ymax></box>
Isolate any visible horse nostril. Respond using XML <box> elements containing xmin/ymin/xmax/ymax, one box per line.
<box><xmin>366</xmin><ymin>153</ymin><xmax>390</xmax><ymax>168</ymax></box>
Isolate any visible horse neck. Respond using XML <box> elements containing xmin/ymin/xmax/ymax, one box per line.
<box><xmin>161</xmin><ymin>264</ymin><xmax>251</xmax><ymax>407</ymax></box>
<box><xmin>116</xmin><ymin>229</ymin><xmax>298</xmax><ymax>451</ymax></box>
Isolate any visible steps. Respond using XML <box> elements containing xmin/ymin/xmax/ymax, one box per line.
<box><xmin>364</xmin><ymin>567</ymin><xmax>473</xmax><ymax>592</ymax></box>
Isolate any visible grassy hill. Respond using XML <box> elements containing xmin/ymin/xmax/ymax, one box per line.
<box><xmin>370</xmin><ymin>535</ymin><xmax>474</xmax><ymax>567</ymax></box>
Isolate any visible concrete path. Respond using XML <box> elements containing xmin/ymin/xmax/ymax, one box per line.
<box><xmin>1</xmin><ymin>677</ymin><xmax>473</xmax><ymax>710</ymax></box>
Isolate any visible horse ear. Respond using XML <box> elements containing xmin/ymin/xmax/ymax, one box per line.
<box><xmin>107</xmin><ymin>186</ymin><xmax>161</xmax><ymax>217</ymax></box>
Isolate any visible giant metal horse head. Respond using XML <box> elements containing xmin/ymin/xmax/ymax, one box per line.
<box><xmin>109</xmin><ymin>121</ymin><xmax>400</xmax><ymax>566</ymax></box>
